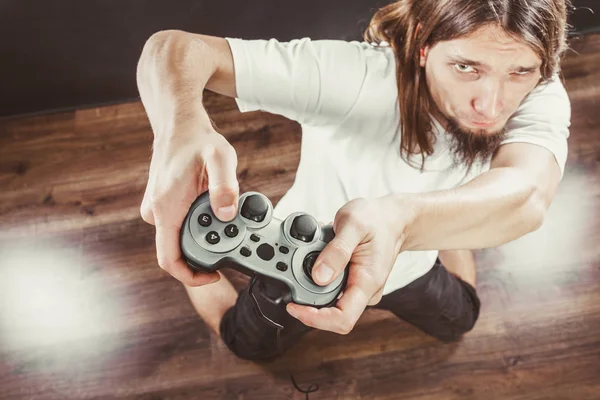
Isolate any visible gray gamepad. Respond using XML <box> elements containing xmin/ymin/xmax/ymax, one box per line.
<box><xmin>180</xmin><ymin>191</ymin><xmax>348</xmax><ymax>307</ymax></box>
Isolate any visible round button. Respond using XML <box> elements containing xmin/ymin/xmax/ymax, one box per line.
<box><xmin>290</xmin><ymin>215</ymin><xmax>318</xmax><ymax>243</ymax></box>
<box><xmin>256</xmin><ymin>243</ymin><xmax>275</xmax><ymax>261</ymax></box>
<box><xmin>302</xmin><ymin>251</ymin><xmax>320</xmax><ymax>281</ymax></box>
<box><xmin>241</xmin><ymin>194</ymin><xmax>269</xmax><ymax>222</ymax></box>
<box><xmin>224</xmin><ymin>224</ymin><xmax>239</xmax><ymax>238</ymax></box>
<box><xmin>205</xmin><ymin>231</ymin><xmax>220</xmax><ymax>244</ymax></box>
<box><xmin>198</xmin><ymin>213</ymin><xmax>212</xmax><ymax>227</ymax></box>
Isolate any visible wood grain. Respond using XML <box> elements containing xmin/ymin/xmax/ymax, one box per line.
<box><xmin>0</xmin><ymin>33</ymin><xmax>599</xmax><ymax>400</ymax></box>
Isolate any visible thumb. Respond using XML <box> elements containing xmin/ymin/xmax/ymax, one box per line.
<box><xmin>312</xmin><ymin>221</ymin><xmax>364</xmax><ymax>286</ymax></box>
<box><xmin>205</xmin><ymin>143</ymin><xmax>240</xmax><ymax>222</ymax></box>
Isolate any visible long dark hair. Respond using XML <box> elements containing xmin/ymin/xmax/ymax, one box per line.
<box><xmin>364</xmin><ymin>0</ymin><xmax>572</xmax><ymax>171</ymax></box>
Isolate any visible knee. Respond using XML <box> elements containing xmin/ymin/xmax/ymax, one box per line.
<box><xmin>219</xmin><ymin>308</ymin><xmax>282</xmax><ymax>363</ymax></box>
<box><xmin>438</xmin><ymin>310</ymin><xmax>479</xmax><ymax>343</ymax></box>
<box><xmin>440</xmin><ymin>280</ymin><xmax>481</xmax><ymax>343</ymax></box>
<box><xmin>437</xmin><ymin>291</ymin><xmax>480</xmax><ymax>343</ymax></box>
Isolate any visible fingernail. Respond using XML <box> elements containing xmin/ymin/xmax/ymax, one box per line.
<box><xmin>217</xmin><ymin>205</ymin><xmax>236</xmax><ymax>220</ymax></box>
<box><xmin>316</xmin><ymin>264</ymin><xmax>334</xmax><ymax>283</ymax></box>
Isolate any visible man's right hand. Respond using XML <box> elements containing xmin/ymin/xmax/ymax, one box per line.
<box><xmin>140</xmin><ymin>125</ymin><xmax>240</xmax><ymax>286</ymax></box>
<box><xmin>136</xmin><ymin>30</ymin><xmax>241</xmax><ymax>286</ymax></box>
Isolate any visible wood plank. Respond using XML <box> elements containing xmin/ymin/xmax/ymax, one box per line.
<box><xmin>0</xmin><ymin>33</ymin><xmax>599</xmax><ymax>400</ymax></box>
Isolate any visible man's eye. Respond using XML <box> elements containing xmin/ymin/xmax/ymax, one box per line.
<box><xmin>454</xmin><ymin>64</ymin><xmax>475</xmax><ymax>73</ymax></box>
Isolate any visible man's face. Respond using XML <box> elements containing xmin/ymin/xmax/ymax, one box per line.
<box><xmin>420</xmin><ymin>24</ymin><xmax>543</xmax><ymax>166</ymax></box>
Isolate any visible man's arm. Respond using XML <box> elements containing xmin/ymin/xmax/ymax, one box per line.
<box><xmin>285</xmin><ymin>142</ymin><xmax>562</xmax><ymax>334</ymax></box>
<box><xmin>137</xmin><ymin>30</ymin><xmax>236</xmax><ymax>136</ymax></box>
<box><xmin>136</xmin><ymin>30</ymin><xmax>243</xmax><ymax>286</ymax></box>
<box><xmin>390</xmin><ymin>142</ymin><xmax>562</xmax><ymax>251</ymax></box>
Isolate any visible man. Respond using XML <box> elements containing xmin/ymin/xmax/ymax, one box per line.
<box><xmin>136</xmin><ymin>0</ymin><xmax>571</xmax><ymax>362</ymax></box>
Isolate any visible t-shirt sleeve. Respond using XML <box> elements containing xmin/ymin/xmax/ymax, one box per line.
<box><xmin>501</xmin><ymin>74</ymin><xmax>571</xmax><ymax>179</ymax></box>
<box><xmin>224</xmin><ymin>37</ymin><xmax>368</xmax><ymax>126</ymax></box>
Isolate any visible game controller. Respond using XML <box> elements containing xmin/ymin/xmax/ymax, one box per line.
<box><xmin>180</xmin><ymin>191</ymin><xmax>348</xmax><ymax>307</ymax></box>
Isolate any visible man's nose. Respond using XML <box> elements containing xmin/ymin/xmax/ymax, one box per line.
<box><xmin>472</xmin><ymin>81</ymin><xmax>504</xmax><ymax>121</ymax></box>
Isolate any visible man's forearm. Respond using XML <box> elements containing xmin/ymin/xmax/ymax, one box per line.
<box><xmin>136</xmin><ymin>30</ymin><xmax>215</xmax><ymax>139</ymax></box>
<box><xmin>389</xmin><ymin>167</ymin><xmax>546</xmax><ymax>251</ymax></box>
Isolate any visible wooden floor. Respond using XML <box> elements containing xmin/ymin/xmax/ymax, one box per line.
<box><xmin>0</xmin><ymin>33</ymin><xmax>599</xmax><ymax>400</ymax></box>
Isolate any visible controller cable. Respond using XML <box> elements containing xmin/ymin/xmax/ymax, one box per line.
<box><xmin>248</xmin><ymin>276</ymin><xmax>320</xmax><ymax>399</ymax></box>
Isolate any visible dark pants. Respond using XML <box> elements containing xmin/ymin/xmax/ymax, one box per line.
<box><xmin>219</xmin><ymin>258</ymin><xmax>481</xmax><ymax>362</ymax></box>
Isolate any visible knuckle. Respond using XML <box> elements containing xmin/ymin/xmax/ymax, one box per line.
<box><xmin>368</xmin><ymin>293</ymin><xmax>383</xmax><ymax>306</ymax></box>
<box><xmin>156</xmin><ymin>255</ymin><xmax>172</xmax><ymax>271</ymax></box>
<box><xmin>213</xmin><ymin>140</ymin><xmax>237</xmax><ymax>162</ymax></box>
<box><xmin>209</xmin><ymin>178</ymin><xmax>239</xmax><ymax>193</ymax></box>
<box><xmin>329</xmin><ymin>238</ymin><xmax>352</xmax><ymax>260</ymax></box>
<box><xmin>140</xmin><ymin>206</ymin><xmax>152</xmax><ymax>223</ymax></box>
<box><xmin>140</xmin><ymin>196</ymin><xmax>155</xmax><ymax>220</ymax></box>
<box><xmin>338</xmin><ymin>319</ymin><xmax>355</xmax><ymax>335</ymax></box>
<box><xmin>157</xmin><ymin>260</ymin><xmax>168</xmax><ymax>271</ymax></box>
<box><xmin>338</xmin><ymin>206</ymin><xmax>369</xmax><ymax>232</ymax></box>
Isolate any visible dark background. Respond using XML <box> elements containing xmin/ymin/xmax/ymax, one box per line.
<box><xmin>0</xmin><ymin>0</ymin><xmax>598</xmax><ymax>119</ymax></box>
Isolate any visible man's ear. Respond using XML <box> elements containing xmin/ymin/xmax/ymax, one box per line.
<box><xmin>419</xmin><ymin>46</ymin><xmax>430</xmax><ymax>67</ymax></box>
<box><xmin>414</xmin><ymin>22</ymin><xmax>429</xmax><ymax>68</ymax></box>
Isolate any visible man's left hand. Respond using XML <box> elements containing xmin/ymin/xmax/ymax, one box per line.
<box><xmin>285</xmin><ymin>196</ymin><xmax>413</xmax><ymax>334</ymax></box>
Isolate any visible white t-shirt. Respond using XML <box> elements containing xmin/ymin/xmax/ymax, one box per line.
<box><xmin>224</xmin><ymin>37</ymin><xmax>571</xmax><ymax>295</ymax></box>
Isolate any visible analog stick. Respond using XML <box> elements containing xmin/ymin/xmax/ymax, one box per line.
<box><xmin>290</xmin><ymin>215</ymin><xmax>318</xmax><ymax>242</ymax></box>
<box><xmin>303</xmin><ymin>251</ymin><xmax>321</xmax><ymax>282</ymax></box>
<box><xmin>240</xmin><ymin>194</ymin><xmax>269</xmax><ymax>222</ymax></box>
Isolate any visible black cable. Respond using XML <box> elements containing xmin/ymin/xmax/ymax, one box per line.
<box><xmin>289</xmin><ymin>373</ymin><xmax>320</xmax><ymax>400</ymax></box>
<box><xmin>249</xmin><ymin>276</ymin><xmax>321</xmax><ymax>399</ymax></box>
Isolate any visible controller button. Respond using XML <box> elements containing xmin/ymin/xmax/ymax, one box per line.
<box><xmin>225</xmin><ymin>224</ymin><xmax>239</xmax><ymax>238</ymax></box>
<box><xmin>256</xmin><ymin>243</ymin><xmax>275</xmax><ymax>261</ymax></box>
<box><xmin>276</xmin><ymin>262</ymin><xmax>288</xmax><ymax>272</ymax></box>
<box><xmin>250</xmin><ymin>234</ymin><xmax>260</xmax><ymax>242</ymax></box>
<box><xmin>303</xmin><ymin>251</ymin><xmax>320</xmax><ymax>281</ymax></box>
<box><xmin>198</xmin><ymin>213</ymin><xmax>212</xmax><ymax>227</ymax></box>
<box><xmin>206</xmin><ymin>231</ymin><xmax>220</xmax><ymax>244</ymax></box>
<box><xmin>290</xmin><ymin>215</ymin><xmax>318</xmax><ymax>242</ymax></box>
<box><xmin>241</xmin><ymin>194</ymin><xmax>269</xmax><ymax>222</ymax></box>
<box><xmin>240</xmin><ymin>246</ymin><xmax>252</xmax><ymax>257</ymax></box>
<box><xmin>279</xmin><ymin>246</ymin><xmax>289</xmax><ymax>254</ymax></box>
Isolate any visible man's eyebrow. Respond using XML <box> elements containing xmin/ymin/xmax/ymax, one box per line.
<box><xmin>446</xmin><ymin>55</ymin><xmax>541</xmax><ymax>71</ymax></box>
<box><xmin>447</xmin><ymin>56</ymin><xmax>488</xmax><ymax>68</ymax></box>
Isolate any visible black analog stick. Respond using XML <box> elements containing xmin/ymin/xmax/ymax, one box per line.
<box><xmin>240</xmin><ymin>194</ymin><xmax>269</xmax><ymax>222</ymax></box>
<box><xmin>303</xmin><ymin>251</ymin><xmax>321</xmax><ymax>281</ymax></box>
<box><xmin>290</xmin><ymin>215</ymin><xmax>317</xmax><ymax>242</ymax></box>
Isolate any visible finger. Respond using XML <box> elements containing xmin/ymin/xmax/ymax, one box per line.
<box><xmin>312</xmin><ymin>221</ymin><xmax>365</xmax><ymax>286</ymax></box>
<box><xmin>140</xmin><ymin>193</ymin><xmax>155</xmax><ymax>225</ymax></box>
<box><xmin>368</xmin><ymin>287</ymin><xmax>384</xmax><ymax>306</ymax></box>
<box><xmin>140</xmin><ymin>144</ymin><xmax>162</xmax><ymax>225</ymax></box>
<box><xmin>286</xmin><ymin>282</ymin><xmax>370</xmax><ymax>335</ymax></box>
<box><xmin>205</xmin><ymin>143</ymin><xmax>240</xmax><ymax>222</ymax></box>
<box><xmin>155</xmin><ymin>223</ymin><xmax>221</xmax><ymax>286</ymax></box>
